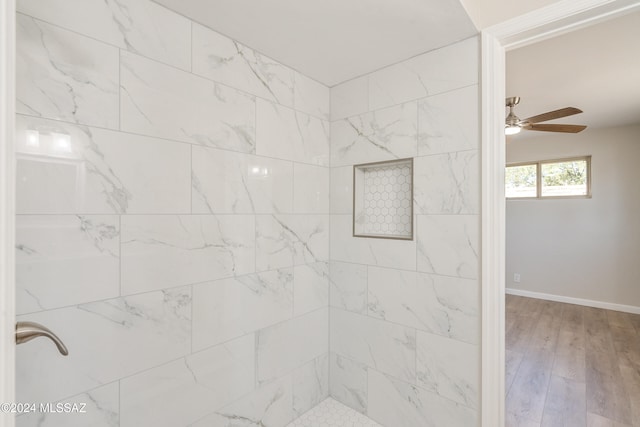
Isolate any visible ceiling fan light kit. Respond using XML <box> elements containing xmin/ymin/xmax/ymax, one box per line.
<box><xmin>505</xmin><ymin>125</ymin><xmax>521</xmax><ymax>135</ymax></box>
<box><xmin>504</xmin><ymin>96</ymin><xmax>587</xmax><ymax>135</ymax></box>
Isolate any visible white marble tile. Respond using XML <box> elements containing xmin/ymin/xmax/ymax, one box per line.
<box><xmin>330</xmin><ymin>76</ymin><xmax>369</xmax><ymax>121</ymax></box>
<box><xmin>293</xmin><ymin>354</ymin><xmax>329</xmax><ymax>416</ymax></box>
<box><xmin>16</xmin><ymin>215</ymin><xmax>119</xmax><ymax>314</ymax></box>
<box><xmin>330</xmin><ymin>308</ymin><xmax>416</xmax><ymax>383</ymax></box>
<box><xmin>17</xmin><ymin>0</ymin><xmax>190</xmax><ymax>70</ymax></box>
<box><xmin>329</xmin><ymin>353</ymin><xmax>368</xmax><ymax>414</ymax></box>
<box><xmin>329</xmin><ymin>261</ymin><xmax>367</xmax><ymax>315</ymax></box>
<box><xmin>192</xmin><ymin>24</ymin><xmax>328</xmax><ymax>120</ymax></box>
<box><xmin>418</xmin><ymin>85</ymin><xmax>479</xmax><ymax>155</ymax></box>
<box><xmin>192</xmin><ymin>146</ymin><xmax>293</xmax><ymax>214</ymax></box>
<box><xmin>416</xmin><ymin>331</ymin><xmax>479</xmax><ymax>409</ymax></box>
<box><xmin>369</xmin><ymin>268</ymin><xmax>479</xmax><ymax>344</ymax></box>
<box><xmin>293</xmin><ymin>72</ymin><xmax>330</xmax><ymax>121</ymax></box>
<box><xmin>414</xmin><ymin>151</ymin><xmax>479</xmax><ymax>214</ymax></box>
<box><xmin>293</xmin><ymin>262</ymin><xmax>329</xmax><ymax>316</ymax></box>
<box><xmin>16</xmin><ymin>382</ymin><xmax>120</xmax><ymax>427</ymax></box>
<box><xmin>120</xmin><ymin>334</ymin><xmax>255</xmax><ymax>427</ymax></box>
<box><xmin>16</xmin><ymin>287</ymin><xmax>191</xmax><ymax>404</ymax></box>
<box><xmin>256</xmin><ymin>99</ymin><xmax>330</xmax><ymax>166</ymax></box>
<box><xmin>369</xmin><ymin>37</ymin><xmax>479</xmax><ymax>111</ymax></box>
<box><xmin>121</xmin><ymin>215</ymin><xmax>255</xmax><ymax>295</ymax></box>
<box><xmin>367</xmin><ymin>266</ymin><xmax>417</xmax><ymax>321</ymax></box>
<box><xmin>330</xmin><ymin>215</ymin><xmax>416</xmax><ymax>271</ymax></box>
<box><xmin>16</xmin><ymin>14</ymin><xmax>119</xmax><ymax>129</ymax></box>
<box><xmin>293</xmin><ymin>163</ymin><xmax>329</xmax><ymax>214</ymax></box>
<box><xmin>15</xmin><ymin>116</ymin><xmax>191</xmax><ymax>214</ymax></box>
<box><xmin>416</xmin><ymin>215</ymin><xmax>479</xmax><ymax>279</ymax></box>
<box><xmin>330</xmin><ymin>166</ymin><xmax>353</xmax><ymax>214</ymax></box>
<box><xmin>192</xmin><ymin>269</ymin><xmax>293</xmax><ymax>352</ymax></box>
<box><xmin>121</xmin><ymin>51</ymin><xmax>256</xmax><ymax>153</ymax></box>
<box><xmin>191</xmin><ymin>375</ymin><xmax>294</xmax><ymax>427</ymax></box>
<box><xmin>255</xmin><ymin>215</ymin><xmax>329</xmax><ymax>272</ymax></box>
<box><xmin>367</xmin><ymin>369</ymin><xmax>478</xmax><ymax>427</ymax></box>
<box><xmin>191</xmin><ymin>22</ymin><xmax>295</xmax><ymax>107</ymax></box>
<box><xmin>257</xmin><ymin>308</ymin><xmax>329</xmax><ymax>384</ymax></box>
<box><xmin>330</xmin><ymin>102</ymin><xmax>417</xmax><ymax>167</ymax></box>
<box><xmin>16</xmin><ymin>382</ymin><xmax>119</xmax><ymax>427</ymax></box>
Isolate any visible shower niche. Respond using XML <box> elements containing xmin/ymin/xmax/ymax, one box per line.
<box><xmin>353</xmin><ymin>158</ymin><xmax>413</xmax><ymax>240</ymax></box>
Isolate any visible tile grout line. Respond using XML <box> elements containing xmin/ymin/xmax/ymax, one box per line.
<box><xmin>119</xmin><ymin>214</ymin><xmax>122</xmax><ymax>297</ymax></box>
<box><xmin>364</xmin><ymin>263</ymin><xmax>371</xmax><ymax>418</ymax></box>
<box><xmin>117</xmin><ymin>379</ymin><xmax>121</xmax><ymax>424</ymax></box>
<box><xmin>118</xmin><ymin>47</ymin><xmax>122</xmax><ymax>132</ymax></box>
<box><xmin>15</xmin><ymin>111</ymin><xmax>331</xmax><ymax>169</ymax></box>
<box><xmin>189</xmin><ymin>144</ymin><xmax>193</xmax><ymax>214</ymax></box>
<box><xmin>334</xmin><ymin>82</ymin><xmax>477</xmax><ymax>122</ymax></box>
<box><xmin>17</xmin><ymin>265</ymin><xmax>310</xmax><ymax>317</ymax></box>
<box><xmin>327</xmin><ymin>95</ymin><xmax>334</xmax><ymax>405</ymax></box>
<box><xmin>189</xmin><ymin>20</ymin><xmax>193</xmax><ymax>74</ymax></box>
<box><xmin>190</xmin><ymin>283</ymin><xmax>194</xmax><ymax>356</ymax></box>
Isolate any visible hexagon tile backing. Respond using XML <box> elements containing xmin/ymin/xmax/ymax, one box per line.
<box><xmin>286</xmin><ymin>398</ymin><xmax>383</xmax><ymax>427</ymax></box>
<box><xmin>353</xmin><ymin>158</ymin><xmax>413</xmax><ymax>239</ymax></box>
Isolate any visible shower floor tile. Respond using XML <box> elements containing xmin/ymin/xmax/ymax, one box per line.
<box><xmin>286</xmin><ymin>398</ymin><xmax>382</xmax><ymax>427</ymax></box>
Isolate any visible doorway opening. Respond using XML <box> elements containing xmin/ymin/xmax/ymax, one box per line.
<box><xmin>480</xmin><ymin>1</ymin><xmax>640</xmax><ymax>426</ymax></box>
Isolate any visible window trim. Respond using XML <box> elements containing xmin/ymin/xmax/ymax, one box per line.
<box><xmin>506</xmin><ymin>155</ymin><xmax>592</xmax><ymax>200</ymax></box>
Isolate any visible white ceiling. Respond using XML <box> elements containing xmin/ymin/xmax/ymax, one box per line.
<box><xmin>506</xmin><ymin>10</ymin><xmax>640</xmax><ymax>137</ymax></box>
<box><xmin>153</xmin><ymin>0</ymin><xmax>477</xmax><ymax>86</ymax></box>
<box><xmin>460</xmin><ymin>0</ymin><xmax>559</xmax><ymax>29</ymax></box>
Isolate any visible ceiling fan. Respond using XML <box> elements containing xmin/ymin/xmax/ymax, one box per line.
<box><xmin>505</xmin><ymin>97</ymin><xmax>587</xmax><ymax>135</ymax></box>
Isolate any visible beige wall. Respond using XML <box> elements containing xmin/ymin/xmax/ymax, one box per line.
<box><xmin>506</xmin><ymin>124</ymin><xmax>640</xmax><ymax>308</ymax></box>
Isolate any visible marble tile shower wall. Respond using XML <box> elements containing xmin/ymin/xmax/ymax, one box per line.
<box><xmin>14</xmin><ymin>1</ymin><xmax>330</xmax><ymax>426</ymax></box>
<box><xmin>328</xmin><ymin>37</ymin><xmax>481</xmax><ymax>427</ymax></box>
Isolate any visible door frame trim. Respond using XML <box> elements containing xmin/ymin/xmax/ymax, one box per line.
<box><xmin>0</xmin><ymin>0</ymin><xmax>16</xmax><ymax>425</ymax></box>
<box><xmin>480</xmin><ymin>1</ymin><xmax>640</xmax><ymax>426</ymax></box>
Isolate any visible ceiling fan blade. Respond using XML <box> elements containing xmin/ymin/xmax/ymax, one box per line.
<box><xmin>522</xmin><ymin>107</ymin><xmax>583</xmax><ymax>124</ymax></box>
<box><xmin>525</xmin><ymin>124</ymin><xmax>587</xmax><ymax>133</ymax></box>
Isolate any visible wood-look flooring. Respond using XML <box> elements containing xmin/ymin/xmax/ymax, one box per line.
<box><xmin>506</xmin><ymin>295</ymin><xmax>640</xmax><ymax>427</ymax></box>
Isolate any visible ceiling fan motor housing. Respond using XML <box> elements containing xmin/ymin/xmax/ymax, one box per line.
<box><xmin>506</xmin><ymin>110</ymin><xmax>521</xmax><ymax>126</ymax></box>
<box><xmin>505</xmin><ymin>97</ymin><xmax>522</xmax><ymax>126</ymax></box>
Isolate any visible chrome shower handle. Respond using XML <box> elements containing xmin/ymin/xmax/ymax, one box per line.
<box><xmin>16</xmin><ymin>321</ymin><xmax>69</xmax><ymax>356</ymax></box>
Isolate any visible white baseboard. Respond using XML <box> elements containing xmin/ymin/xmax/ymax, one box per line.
<box><xmin>505</xmin><ymin>288</ymin><xmax>640</xmax><ymax>315</ymax></box>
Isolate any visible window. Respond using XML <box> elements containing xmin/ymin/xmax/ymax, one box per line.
<box><xmin>506</xmin><ymin>156</ymin><xmax>591</xmax><ymax>199</ymax></box>
<box><xmin>505</xmin><ymin>163</ymin><xmax>537</xmax><ymax>198</ymax></box>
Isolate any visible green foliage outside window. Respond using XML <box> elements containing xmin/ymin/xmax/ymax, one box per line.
<box><xmin>505</xmin><ymin>164</ymin><xmax>536</xmax><ymax>188</ymax></box>
<box><xmin>541</xmin><ymin>160</ymin><xmax>587</xmax><ymax>187</ymax></box>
